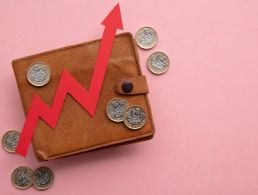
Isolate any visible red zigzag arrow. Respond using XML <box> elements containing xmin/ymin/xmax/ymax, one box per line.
<box><xmin>15</xmin><ymin>4</ymin><xmax>123</xmax><ymax>157</ymax></box>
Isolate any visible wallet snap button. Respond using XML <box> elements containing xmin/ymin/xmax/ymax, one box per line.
<box><xmin>121</xmin><ymin>81</ymin><xmax>133</xmax><ymax>93</ymax></box>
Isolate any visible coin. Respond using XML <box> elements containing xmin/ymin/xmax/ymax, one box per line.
<box><xmin>27</xmin><ymin>62</ymin><xmax>51</xmax><ymax>87</ymax></box>
<box><xmin>147</xmin><ymin>52</ymin><xmax>170</xmax><ymax>75</ymax></box>
<box><xmin>33</xmin><ymin>167</ymin><xmax>54</xmax><ymax>190</ymax></box>
<box><xmin>135</xmin><ymin>26</ymin><xmax>158</xmax><ymax>49</ymax></box>
<box><xmin>11</xmin><ymin>166</ymin><xmax>33</xmax><ymax>190</ymax></box>
<box><xmin>1</xmin><ymin>130</ymin><xmax>20</xmax><ymax>153</ymax></box>
<box><xmin>124</xmin><ymin>106</ymin><xmax>147</xmax><ymax>130</ymax></box>
<box><xmin>106</xmin><ymin>98</ymin><xmax>129</xmax><ymax>122</ymax></box>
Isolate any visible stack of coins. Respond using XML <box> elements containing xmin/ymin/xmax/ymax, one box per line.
<box><xmin>2</xmin><ymin>130</ymin><xmax>54</xmax><ymax>190</ymax></box>
<box><xmin>135</xmin><ymin>26</ymin><xmax>170</xmax><ymax>75</ymax></box>
<box><xmin>106</xmin><ymin>98</ymin><xmax>147</xmax><ymax>130</ymax></box>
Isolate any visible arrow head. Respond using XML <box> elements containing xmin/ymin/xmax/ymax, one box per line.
<box><xmin>102</xmin><ymin>4</ymin><xmax>123</xmax><ymax>30</ymax></box>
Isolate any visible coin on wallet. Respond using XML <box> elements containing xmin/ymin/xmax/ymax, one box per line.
<box><xmin>124</xmin><ymin>105</ymin><xmax>147</xmax><ymax>130</ymax></box>
<box><xmin>106</xmin><ymin>98</ymin><xmax>129</xmax><ymax>122</ymax></box>
<box><xmin>27</xmin><ymin>62</ymin><xmax>51</xmax><ymax>87</ymax></box>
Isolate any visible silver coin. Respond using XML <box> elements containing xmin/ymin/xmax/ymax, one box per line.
<box><xmin>106</xmin><ymin>98</ymin><xmax>129</xmax><ymax>122</ymax></box>
<box><xmin>135</xmin><ymin>26</ymin><xmax>158</xmax><ymax>50</ymax></box>
<box><xmin>1</xmin><ymin>130</ymin><xmax>20</xmax><ymax>153</ymax></box>
<box><xmin>124</xmin><ymin>106</ymin><xmax>147</xmax><ymax>130</ymax></box>
<box><xmin>147</xmin><ymin>52</ymin><xmax>170</xmax><ymax>75</ymax></box>
<box><xmin>27</xmin><ymin>62</ymin><xmax>51</xmax><ymax>87</ymax></box>
<box><xmin>33</xmin><ymin>167</ymin><xmax>54</xmax><ymax>190</ymax></box>
<box><xmin>11</xmin><ymin>166</ymin><xmax>33</xmax><ymax>190</ymax></box>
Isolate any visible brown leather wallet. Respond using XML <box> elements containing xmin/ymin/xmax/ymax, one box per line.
<box><xmin>12</xmin><ymin>32</ymin><xmax>155</xmax><ymax>161</ymax></box>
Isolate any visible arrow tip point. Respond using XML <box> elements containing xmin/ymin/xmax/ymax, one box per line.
<box><xmin>102</xmin><ymin>3</ymin><xmax>123</xmax><ymax>30</ymax></box>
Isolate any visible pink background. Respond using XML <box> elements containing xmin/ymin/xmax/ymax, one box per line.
<box><xmin>1</xmin><ymin>0</ymin><xmax>258</xmax><ymax>194</ymax></box>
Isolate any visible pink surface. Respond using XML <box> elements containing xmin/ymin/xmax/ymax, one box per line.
<box><xmin>1</xmin><ymin>0</ymin><xmax>258</xmax><ymax>194</ymax></box>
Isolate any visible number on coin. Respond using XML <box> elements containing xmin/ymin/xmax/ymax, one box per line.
<box><xmin>124</xmin><ymin>106</ymin><xmax>147</xmax><ymax>130</ymax></box>
<box><xmin>106</xmin><ymin>98</ymin><xmax>129</xmax><ymax>122</ymax></box>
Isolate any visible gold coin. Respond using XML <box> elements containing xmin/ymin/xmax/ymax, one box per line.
<box><xmin>11</xmin><ymin>166</ymin><xmax>33</xmax><ymax>190</ymax></box>
<box><xmin>26</xmin><ymin>62</ymin><xmax>51</xmax><ymax>87</ymax></box>
<box><xmin>123</xmin><ymin>105</ymin><xmax>147</xmax><ymax>130</ymax></box>
<box><xmin>135</xmin><ymin>26</ymin><xmax>158</xmax><ymax>50</ymax></box>
<box><xmin>147</xmin><ymin>52</ymin><xmax>170</xmax><ymax>75</ymax></box>
<box><xmin>1</xmin><ymin>130</ymin><xmax>20</xmax><ymax>153</ymax></box>
<box><xmin>32</xmin><ymin>166</ymin><xmax>54</xmax><ymax>190</ymax></box>
<box><xmin>106</xmin><ymin>98</ymin><xmax>129</xmax><ymax>122</ymax></box>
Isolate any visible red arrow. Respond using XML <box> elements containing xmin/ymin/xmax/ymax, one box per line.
<box><xmin>15</xmin><ymin>4</ymin><xmax>123</xmax><ymax>157</ymax></box>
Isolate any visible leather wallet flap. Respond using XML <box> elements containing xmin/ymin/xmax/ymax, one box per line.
<box><xmin>116</xmin><ymin>75</ymin><xmax>149</xmax><ymax>95</ymax></box>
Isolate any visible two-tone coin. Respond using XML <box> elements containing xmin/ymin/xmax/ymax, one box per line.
<box><xmin>135</xmin><ymin>27</ymin><xmax>158</xmax><ymax>50</ymax></box>
<box><xmin>2</xmin><ymin>130</ymin><xmax>20</xmax><ymax>153</ymax></box>
<box><xmin>124</xmin><ymin>106</ymin><xmax>147</xmax><ymax>130</ymax></box>
<box><xmin>147</xmin><ymin>52</ymin><xmax>170</xmax><ymax>75</ymax></box>
<box><xmin>106</xmin><ymin>98</ymin><xmax>129</xmax><ymax>122</ymax></box>
<box><xmin>11</xmin><ymin>166</ymin><xmax>33</xmax><ymax>190</ymax></box>
<box><xmin>32</xmin><ymin>167</ymin><xmax>54</xmax><ymax>190</ymax></box>
<box><xmin>27</xmin><ymin>62</ymin><xmax>51</xmax><ymax>87</ymax></box>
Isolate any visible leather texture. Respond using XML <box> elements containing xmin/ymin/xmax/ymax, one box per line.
<box><xmin>12</xmin><ymin>32</ymin><xmax>155</xmax><ymax>161</ymax></box>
